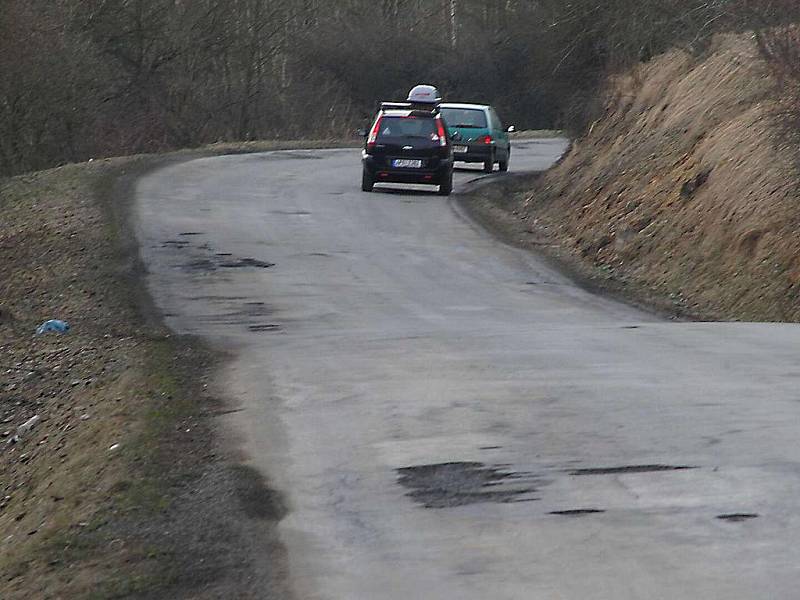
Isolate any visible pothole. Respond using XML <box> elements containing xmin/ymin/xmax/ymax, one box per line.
<box><xmin>182</xmin><ymin>259</ymin><xmax>217</xmax><ymax>272</ymax></box>
<box><xmin>248</xmin><ymin>324</ymin><xmax>281</xmax><ymax>332</ymax></box>
<box><xmin>169</xmin><ymin>240</ymin><xmax>275</xmax><ymax>272</ymax></box>
<box><xmin>218</xmin><ymin>258</ymin><xmax>275</xmax><ymax>269</ymax></box>
<box><xmin>189</xmin><ymin>295</ymin><xmax>249</xmax><ymax>301</ymax></box>
<box><xmin>569</xmin><ymin>465</ymin><xmax>696</xmax><ymax>476</ymax></box>
<box><xmin>199</xmin><ymin>302</ymin><xmax>274</xmax><ymax>326</ymax></box>
<box><xmin>549</xmin><ymin>509</ymin><xmax>605</xmax><ymax>516</ymax></box>
<box><xmin>178</xmin><ymin>232</ymin><xmax>204</xmax><ymax>236</ymax></box>
<box><xmin>236</xmin><ymin>302</ymin><xmax>270</xmax><ymax>315</ymax></box>
<box><xmin>396</xmin><ymin>462</ymin><xmax>537</xmax><ymax>508</ymax></box>
<box><xmin>717</xmin><ymin>513</ymin><xmax>758</xmax><ymax>522</ymax></box>
<box><xmin>269</xmin><ymin>209</ymin><xmax>312</xmax><ymax>216</ymax></box>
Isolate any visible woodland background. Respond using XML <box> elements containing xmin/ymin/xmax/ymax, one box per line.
<box><xmin>2</xmin><ymin>0</ymin><xmax>799</xmax><ymax>176</ymax></box>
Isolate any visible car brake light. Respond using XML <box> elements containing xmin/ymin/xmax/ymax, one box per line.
<box><xmin>482</xmin><ymin>135</ymin><xmax>493</xmax><ymax>145</ymax></box>
<box><xmin>367</xmin><ymin>117</ymin><xmax>382</xmax><ymax>151</ymax></box>
<box><xmin>435</xmin><ymin>117</ymin><xmax>447</xmax><ymax>147</ymax></box>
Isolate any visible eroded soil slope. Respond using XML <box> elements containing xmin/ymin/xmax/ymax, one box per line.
<box><xmin>516</xmin><ymin>35</ymin><xmax>800</xmax><ymax>321</ymax></box>
<box><xmin>0</xmin><ymin>150</ymin><xmax>302</xmax><ymax>598</ymax></box>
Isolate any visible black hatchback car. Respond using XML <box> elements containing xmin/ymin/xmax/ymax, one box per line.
<box><xmin>361</xmin><ymin>103</ymin><xmax>454</xmax><ymax>196</ymax></box>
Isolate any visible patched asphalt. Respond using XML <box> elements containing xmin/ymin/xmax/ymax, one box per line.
<box><xmin>135</xmin><ymin>142</ymin><xmax>800</xmax><ymax>599</ymax></box>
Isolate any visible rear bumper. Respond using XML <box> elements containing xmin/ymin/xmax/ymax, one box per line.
<box><xmin>452</xmin><ymin>144</ymin><xmax>494</xmax><ymax>163</ymax></box>
<box><xmin>363</xmin><ymin>155</ymin><xmax>453</xmax><ymax>184</ymax></box>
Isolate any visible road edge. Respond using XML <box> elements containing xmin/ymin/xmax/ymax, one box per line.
<box><xmin>103</xmin><ymin>153</ymin><xmax>297</xmax><ymax>599</ymax></box>
<box><xmin>1</xmin><ymin>143</ymin><xmax>359</xmax><ymax>598</ymax></box>
<box><xmin>452</xmin><ymin>143</ymin><xmax>699</xmax><ymax>322</ymax></box>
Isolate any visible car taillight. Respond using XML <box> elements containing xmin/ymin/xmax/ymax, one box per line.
<box><xmin>435</xmin><ymin>117</ymin><xmax>447</xmax><ymax>147</ymax></box>
<box><xmin>481</xmin><ymin>135</ymin><xmax>493</xmax><ymax>145</ymax></box>
<box><xmin>367</xmin><ymin>117</ymin><xmax>382</xmax><ymax>151</ymax></box>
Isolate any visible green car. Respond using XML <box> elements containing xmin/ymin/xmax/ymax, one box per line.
<box><xmin>440</xmin><ymin>103</ymin><xmax>514</xmax><ymax>173</ymax></box>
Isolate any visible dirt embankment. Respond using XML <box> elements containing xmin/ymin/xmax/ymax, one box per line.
<box><xmin>470</xmin><ymin>34</ymin><xmax>800</xmax><ymax>321</ymax></box>
<box><xmin>0</xmin><ymin>141</ymin><xmax>355</xmax><ymax>598</ymax></box>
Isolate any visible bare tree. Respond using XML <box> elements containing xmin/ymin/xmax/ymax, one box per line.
<box><xmin>2</xmin><ymin>0</ymin><xmax>798</xmax><ymax>176</ymax></box>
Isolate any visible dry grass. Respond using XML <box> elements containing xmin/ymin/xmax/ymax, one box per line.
<box><xmin>0</xmin><ymin>160</ymin><xmax>155</xmax><ymax>596</ymax></box>
<box><xmin>514</xmin><ymin>33</ymin><xmax>800</xmax><ymax>321</ymax></box>
<box><xmin>0</xmin><ymin>141</ymin><xmax>333</xmax><ymax>598</ymax></box>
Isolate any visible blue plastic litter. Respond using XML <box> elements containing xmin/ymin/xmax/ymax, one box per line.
<box><xmin>36</xmin><ymin>320</ymin><xmax>70</xmax><ymax>335</ymax></box>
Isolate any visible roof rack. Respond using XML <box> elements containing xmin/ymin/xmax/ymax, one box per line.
<box><xmin>380</xmin><ymin>101</ymin><xmax>440</xmax><ymax>115</ymax></box>
<box><xmin>380</xmin><ymin>102</ymin><xmax>411</xmax><ymax>110</ymax></box>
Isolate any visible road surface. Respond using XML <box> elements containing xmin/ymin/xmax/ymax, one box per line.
<box><xmin>135</xmin><ymin>141</ymin><xmax>800</xmax><ymax>599</ymax></box>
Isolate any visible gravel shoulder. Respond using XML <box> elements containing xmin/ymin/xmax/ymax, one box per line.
<box><xmin>0</xmin><ymin>140</ymin><xmax>351</xmax><ymax>598</ymax></box>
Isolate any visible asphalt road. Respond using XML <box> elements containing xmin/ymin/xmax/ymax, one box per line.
<box><xmin>135</xmin><ymin>141</ymin><xmax>800</xmax><ymax>599</ymax></box>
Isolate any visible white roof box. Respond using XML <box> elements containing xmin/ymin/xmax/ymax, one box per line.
<box><xmin>407</xmin><ymin>84</ymin><xmax>441</xmax><ymax>105</ymax></box>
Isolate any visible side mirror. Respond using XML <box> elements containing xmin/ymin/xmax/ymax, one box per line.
<box><xmin>506</xmin><ymin>125</ymin><xmax>516</xmax><ymax>133</ymax></box>
<box><xmin>356</xmin><ymin>128</ymin><xmax>368</xmax><ymax>137</ymax></box>
<box><xmin>451</xmin><ymin>131</ymin><xmax>462</xmax><ymax>141</ymax></box>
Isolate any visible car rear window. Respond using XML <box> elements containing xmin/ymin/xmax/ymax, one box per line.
<box><xmin>440</xmin><ymin>108</ymin><xmax>487</xmax><ymax>128</ymax></box>
<box><xmin>376</xmin><ymin>116</ymin><xmax>437</xmax><ymax>141</ymax></box>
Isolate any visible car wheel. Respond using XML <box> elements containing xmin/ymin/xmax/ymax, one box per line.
<box><xmin>361</xmin><ymin>167</ymin><xmax>374</xmax><ymax>192</ymax></box>
<box><xmin>438</xmin><ymin>170</ymin><xmax>453</xmax><ymax>196</ymax></box>
<box><xmin>499</xmin><ymin>146</ymin><xmax>511</xmax><ymax>172</ymax></box>
<box><xmin>483</xmin><ymin>153</ymin><xmax>494</xmax><ymax>174</ymax></box>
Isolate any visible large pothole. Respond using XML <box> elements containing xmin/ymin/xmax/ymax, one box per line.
<box><xmin>396</xmin><ymin>462</ymin><xmax>538</xmax><ymax>508</ymax></box>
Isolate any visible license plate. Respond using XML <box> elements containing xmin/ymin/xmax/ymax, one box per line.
<box><xmin>392</xmin><ymin>159</ymin><xmax>422</xmax><ymax>168</ymax></box>
<box><xmin>453</xmin><ymin>145</ymin><xmax>468</xmax><ymax>154</ymax></box>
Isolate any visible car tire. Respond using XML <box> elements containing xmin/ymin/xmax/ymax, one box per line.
<box><xmin>438</xmin><ymin>171</ymin><xmax>453</xmax><ymax>196</ymax></box>
<box><xmin>361</xmin><ymin>167</ymin><xmax>374</xmax><ymax>192</ymax></box>
<box><xmin>499</xmin><ymin>146</ymin><xmax>511</xmax><ymax>172</ymax></box>
<box><xmin>483</xmin><ymin>153</ymin><xmax>494</xmax><ymax>174</ymax></box>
